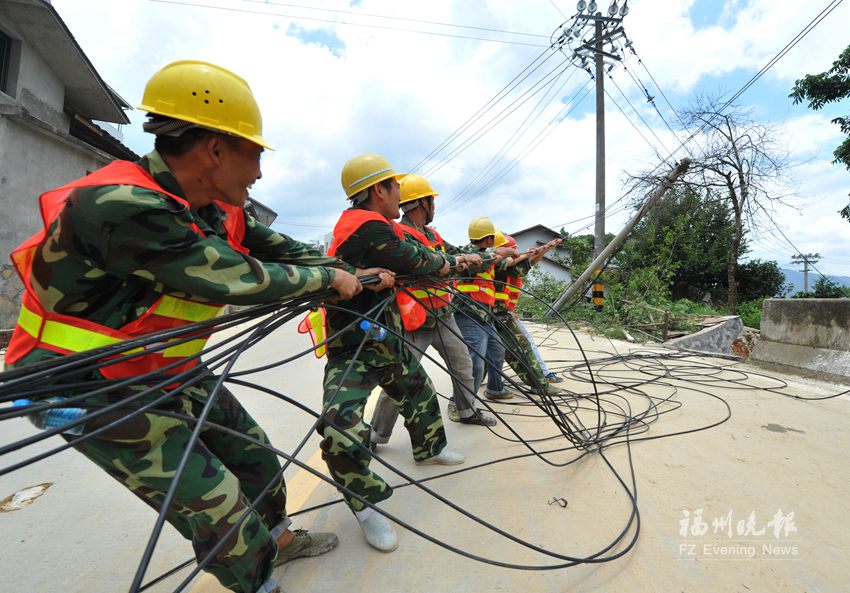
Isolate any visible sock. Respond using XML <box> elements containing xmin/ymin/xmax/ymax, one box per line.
<box><xmin>355</xmin><ymin>507</ymin><xmax>375</xmax><ymax>522</ymax></box>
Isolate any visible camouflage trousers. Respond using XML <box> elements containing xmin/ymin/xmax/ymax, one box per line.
<box><xmin>369</xmin><ymin>315</ymin><xmax>479</xmax><ymax>444</ymax></box>
<box><xmin>494</xmin><ymin>312</ymin><xmax>551</xmax><ymax>395</ymax></box>
<box><xmin>319</xmin><ymin>351</ymin><xmax>448</xmax><ymax>511</ymax></box>
<box><xmin>72</xmin><ymin>378</ymin><xmax>287</xmax><ymax>593</ymax></box>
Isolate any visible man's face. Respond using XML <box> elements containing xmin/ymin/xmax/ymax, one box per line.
<box><xmin>375</xmin><ymin>177</ymin><xmax>401</xmax><ymax>219</ymax></box>
<box><xmin>209</xmin><ymin>137</ymin><xmax>264</xmax><ymax>207</ymax></box>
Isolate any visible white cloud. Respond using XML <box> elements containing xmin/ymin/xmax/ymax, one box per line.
<box><xmin>51</xmin><ymin>0</ymin><xmax>850</xmax><ymax>275</ymax></box>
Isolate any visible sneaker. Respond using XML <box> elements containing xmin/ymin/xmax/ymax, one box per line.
<box><xmin>415</xmin><ymin>449</ymin><xmax>465</xmax><ymax>466</ymax></box>
<box><xmin>545</xmin><ymin>372</ymin><xmax>564</xmax><ymax>383</ymax></box>
<box><xmin>484</xmin><ymin>389</ymin><xmax>514</xmax><ymax>400</ymax></box>
<box><xmin>446</xmin><ymin>402</ymin><xmax>460</xmax><ymax>423</ymax></box>
<box><xmin>358</xmin><ymin>512</ymin><xmax>398</xmax><ymax>552</ymax></box>
<box><xmin>459</xmin><ymin>410</ymin><xmax>497</xmax><ymax>426</ymax></box>
<box><xmin>275</xmin><ymin>529</ymin><xmax>339</xmax><ymax>566</ymax></box>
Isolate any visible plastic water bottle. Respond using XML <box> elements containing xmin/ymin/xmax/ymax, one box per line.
<box><xmin>12</xmin><ymin>397</ymin><xmax>87</xmax><ymax>436</ymax></box>
<box><xmin>359</xmin><ymin>320</ymin><xmax>388</xmax><ymax>342</ymax></box>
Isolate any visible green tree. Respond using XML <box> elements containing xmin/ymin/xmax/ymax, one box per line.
<box><xmin>619</xmin><ymin>186</ymin><xmax>735</xmax><ymax>302</ymax></box>
<box><xmin>812</xmin><ymin>276</ymin><xmax>846</xmax><ymax>298</ymax></box>
<box><xmin>790</xmin><ymin>45</ymin><xmax>850</xmax><ymax>219</ymax></box>
<box><xmin>559</xmin><ymin>232</ymin><xmax>613</xmax><ymax>274</ymax></box>
<box><xmin>736</xmin><ymin>259</ymin><xmax>790</xmax><ymax>301</ymax></box>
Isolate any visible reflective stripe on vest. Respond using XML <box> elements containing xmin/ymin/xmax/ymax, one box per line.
<box><xmin>455</xmin><ymin>266</ymin><xmax>496</xmax><ymax>308</ymax></box>
<box><xmin>5</xmin><ymin>161</ymin><xmax>242</xmax><ymax>379</ymax></box>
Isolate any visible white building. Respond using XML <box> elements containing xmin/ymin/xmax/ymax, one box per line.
<box><xmin>509</xmin><ymin>224</ymin><xmax>573</xmax><ymax>284</ymax></box>
<box><xmin>0</xmin><ymin>0</ymin><xmax>135</xmax><ymax>328</ymax></box>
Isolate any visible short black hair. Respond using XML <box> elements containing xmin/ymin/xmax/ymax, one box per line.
<box><xmin>155</xmin><ymin>127</ymin><xmax>242</xmax><ymax>157</ymax></box>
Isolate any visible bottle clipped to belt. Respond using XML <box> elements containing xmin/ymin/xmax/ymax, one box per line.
<box><xmin>359</xmin><ymin>319</ymin><xmax>388</xmax><ymax>342</ymax></box>
<box><xmin>12</xmin><ymin>397</ymin><xmax>87</xmax><ymax>436</ymax></box>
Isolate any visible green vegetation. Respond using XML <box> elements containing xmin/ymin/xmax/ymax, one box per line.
<box><xmin>791</xmin><ymin>44</ymin><xmax>850</xmax><ymax>219</ymax></box>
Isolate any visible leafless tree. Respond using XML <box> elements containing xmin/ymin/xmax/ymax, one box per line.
<box><xmin>627</xmin><ymin>95</ymin><xmax>795</xmax><ymax>313</ymax></box>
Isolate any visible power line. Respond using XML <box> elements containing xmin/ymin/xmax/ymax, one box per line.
<box><xmin>148</xmin><ymin>0</ymin><xmax>552</xmax><ymax>47</ymax></box>
<box><xmin>443</xmin><ymin>80</ymin><xmax>595</xmax><ymax>213</ymax></box>
<box><xmin>605</xmin><ymin>70</ymin><xmax>672</xmax><ymax>159</ymax></box>
<box><xmin>411</xmin><ymin>47</ymin><xmax>560</xmax><ymax>174</ymax></box>
<box><xmin>420</xmin><ymin>57</ymin><xmax>572</xmax><ymax>181</ymax></box>
<box><xmin>244</xmin><ymin>0</ymin><xmax>551</xmax><ymax>38</ymax></box>
<box><xmin>445</xmin><ymin>65</ymin><xmax>579</xmax><ymax>210</ymax></box>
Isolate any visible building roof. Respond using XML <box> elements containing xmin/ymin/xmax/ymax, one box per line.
<box><xmin>509</xmin><ymin>223</ymin><xmax>570</xmax><ymax>271</ymax></box>
<box><xmin>508</xmin><ymin>224</ymin><xmax>562</xmax><ymax>240</ymax></box>
<box><xmin>5</xmin><ymin>0</ymin><xmax>131</xmax><ymax>123</ymax></box>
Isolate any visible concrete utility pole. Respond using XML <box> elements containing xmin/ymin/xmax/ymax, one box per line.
<box><xmin>556</xmin><ymin>1</ymin><xmax>630</xmax><ymax>309</ymax></box>
<box><xmin>559</xmin><ymin>1</ymin><xmax>630</xmax><ymax>260</ymax></box>
<box><xmin>594</xmin><ymin>16</ymin><xmax>606</xmax><ymax>261</ymax></box>
<box><xmin>791</xmin><ymin>253</ymin><xmax>821</xmax><ymax>294</ymax></box>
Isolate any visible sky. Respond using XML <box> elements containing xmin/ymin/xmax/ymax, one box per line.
<box><xmin>51</xmin><ymin>0</ymin><xmax>850</xmax><ymax>277</ymax></box>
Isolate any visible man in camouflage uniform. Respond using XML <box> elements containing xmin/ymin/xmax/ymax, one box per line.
<box><xmin>319</xmin><ymin>154</ymin><xmax>465</xmax><ymax>553</ymax></box>
<box><xmin>490</xmin><ymin>234</ymin><xmax>555</xmax><ymax>395</ymax></box>
<box><xmin>5</xmin><ymin>61</ymin><xmax>377</xmax><ymax>593</ymax></box>
<box><xmin>368</xmin><ymin>174</ymin><xmax>496</xmax><ymax>446</ymax></box>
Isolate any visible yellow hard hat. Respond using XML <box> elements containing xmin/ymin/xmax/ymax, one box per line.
<box><xmin>399</xmin><ymin>173</ymin><xmax>439</xmax><ymax>205</ymax></box>
<box><xmin>341</xmin><ymin>153</ymin><xmax>403</xmax><ymax>198</ymax></box>
<box><xmin>493</xmin><ymin>230</ymin><xmax>508</xmax><ymax>247</ymax></box>
<box><xmin>138</xmin><ymin>60</ymin><xmax>273</xmax><ymax>150</ymax></box>
<box><xmin>468</xmin><ymin>216</ymin><xmax>496</xmax><ymax>241</ymax></box>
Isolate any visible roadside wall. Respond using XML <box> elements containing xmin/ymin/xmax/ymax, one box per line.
<box><xmin>750</xmin><ymin>298</ymin><xmax>850</xmax><ymax>383</ymax></box>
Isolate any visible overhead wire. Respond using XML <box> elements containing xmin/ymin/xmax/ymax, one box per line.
<box><xmin>441</xmin><ymin>65</ymin><xmax>580</xmax><ymax>212</ymax></box>
<box><xmin>148</xmin><ymin>0</ymin><xmax>553</xmax><ymax>47</ymax></box>
<box><xmin>242</xmin><ymin>0</ymin><xmax>551</xmax><ymax>39</ymax></box>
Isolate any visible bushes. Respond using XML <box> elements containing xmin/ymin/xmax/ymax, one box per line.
<box><xmin>736</xmin><ymin>298</ymin><xmax>764</xmax><ymax>329</ymax></box>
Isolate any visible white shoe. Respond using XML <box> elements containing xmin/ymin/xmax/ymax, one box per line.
<box><xmin>415</xmin><ymin>449</ymin><xmax>466</xmax><ymax>466</ymax></box>
<box><xmin>358</xmin><ymin>512</ymin><xmax>398</xmax><ymax>552</ymax></box>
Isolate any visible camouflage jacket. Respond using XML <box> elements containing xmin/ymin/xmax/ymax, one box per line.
<box><xmin>493</xmin><ymin>259</ymin><xmax>531</xmax><ymax>315</ymax></box>
<box><xmin>326</xmin><ymin>209</ymin><xmax>450</xmax><ymax>363</ymax></box>
<box><xmin>451</xmin><ymin>243</ymin><xmax>511</xmax><ymax>323</ymax></box>
<box><xmin>12</xmin><ymin>150</ymin><xmax>354</xmax><ymax>368</ymax></box>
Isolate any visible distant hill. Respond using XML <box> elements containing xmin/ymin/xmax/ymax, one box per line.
<box><xmin>780</xmin><ymin>268</ymin><xmax>850</xmax><ymax>295</ymax></box>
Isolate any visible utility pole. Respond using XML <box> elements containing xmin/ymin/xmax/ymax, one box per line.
<box><xmin>556</xmin><ymin>1</ymin><xmax>630</xmax><ymax>309</ymax></box>
<box><xmin>594</xmin><ymin>16</ymin><xmax>606</xmax><ymax>262</ymax></box>
<box><xmin>790</xmin><ymin>253</ymin><xmax>821</xmax><ymax>294</ymax></box>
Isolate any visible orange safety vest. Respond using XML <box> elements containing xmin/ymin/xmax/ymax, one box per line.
<box><xmin>298</xmin><ymin>209</ymin><xmax>429</xmax><ymax>358</ymax></box>
<box><xmin>398</xmin><ymin>222</ymin><xmax>454</xmax><ymax>314</ymax></box>
<box><xmin>5</xmin><ymin>161</ymin><xmax>247</xmax><ymax>380</ymax></box>
<box><xmin>456</xmin><ymin>261</ymin><xmax>496</xmax><ymax>308</ymax></box>
<box><xmin>506</xmin><ymin>275</ymin><xmax>523</xmax><ymax>312</ymax></box>
<box><xmin>328</xmin><ymin>209</ymin><xmax>426</xmax><ymax>332</ymax></box>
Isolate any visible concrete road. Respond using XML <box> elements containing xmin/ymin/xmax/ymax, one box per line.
<box><xmin>1</xmin><ymin>318</ymin><xmax>848</xmax><ymax>593</ymax></box>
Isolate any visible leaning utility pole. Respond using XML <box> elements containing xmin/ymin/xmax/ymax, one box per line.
<box><xmin>790</xmin><ymin>252</ymin><xmax>821</xmax><ymax>294</ymax></box>
<box><xmin>556</xmin><ymin>0</ymin><xmax>630</xmax><ymax>308</ymax></box>
<box><xmin>545</xmin><ymin>158</ymin><xmax>691</xmax><ymax>317</ymax></box>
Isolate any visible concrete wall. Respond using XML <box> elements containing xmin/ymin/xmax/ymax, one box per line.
<box><xmin>750</xmin><ymin>298</ymin><xmax>850</xmax><ymax>383</ymax></box>
<box><xmin>0</xmin><ymin>7</ymin><xmax>68</xmax><ymax>131</ymax></box>
<box><xmin>0</xmin><ymin>12</ymin><xmax>115</xmax><ymax>329</ymax></box>
<box><xmin>0</xmin><ymin>116</ymin><xmax>110</xmax><ymax>328</ymax></box>
<box><xmin>666</xmin><ymin>316</ymin><xmax>743</xmax><ymax>356</ymax></box>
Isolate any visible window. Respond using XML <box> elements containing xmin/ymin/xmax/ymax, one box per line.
<box><xmin>0</xmin><ymin>30</ymin><xmax>12</xmax><ymax>94</ymax></box>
